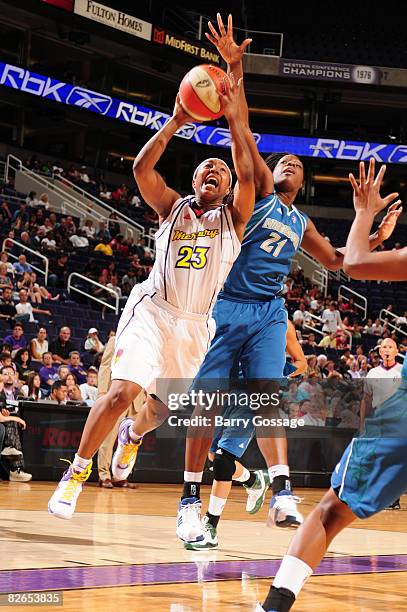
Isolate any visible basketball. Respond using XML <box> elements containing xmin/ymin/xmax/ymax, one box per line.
<box><xmin>179</xmin><ymin>64</ymin><xmax>227</xmax><ymax>122</ymax></box>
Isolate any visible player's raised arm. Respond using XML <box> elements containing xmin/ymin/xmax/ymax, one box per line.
<box><xmin>219</xmin><ymin>74</ymin><xmax>255</xmax><ymax>241</ymax></box>
<box><xmin>133</xmin><ymin>96</ymin><xmax>192</xmax><ymax>220</ymax></box>
<box><xmin>302</xmin><ymin>161</ymin><xmax>401</xmax><ymax>271</ymax></box>
<box><xmin>343</xmin><ymin>158</ymin><xmax>405</xmax><ymax>280</ymax></box>
<box><xmin>206</xmin><ymin>13</ymin><xmax>273</xmax><ymax>198</ymax></box>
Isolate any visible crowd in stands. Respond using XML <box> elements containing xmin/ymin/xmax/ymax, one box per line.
<box><xmin>22</xmin><ymin>156</ymin><xmax>159</xmax><ymax>230</ymax></box>
<box><xmin>0</xmin><ymin>154</ymin><xmax>405</xmax><ymax>481</ymax></box>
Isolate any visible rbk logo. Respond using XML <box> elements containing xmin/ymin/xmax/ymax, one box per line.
<box><xmin>66</xmin><ymin>87</ymin><xmax>113</xmax><ymax>115</ymax></box>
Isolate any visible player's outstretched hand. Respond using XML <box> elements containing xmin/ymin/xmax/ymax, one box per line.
<box><xmin>349</xmin><ymin>158</ymin><xmax>401</xmax><ymax>216</ymax></box>
<box><xmin>172</xmin><ymin>93</ymin><xmax>194</xmax><ymax>127</ymax></box>
<box><xmin>377</xmin><ymin>202</ymin><xmax>403</xmax><ymax>242</ymax></box>
<box><xmin>206</xmin><ymin>13</ymin><xmax>251</xmax><ymax>65</ymax></box>
<box><xmin>219</xmin><ymin>72</ymin><xmax>242</xmax><ymax>121</ymax></box>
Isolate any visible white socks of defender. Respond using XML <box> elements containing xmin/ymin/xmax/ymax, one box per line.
<box><xmin>273</xmin><ymin>555</ymin><xmax>313</xmax><ymax>598</ymax></box>
<box><xmin>208</xmin><ymin>494</ymin><xmax>227</xmax><ymax>517</ymax></box>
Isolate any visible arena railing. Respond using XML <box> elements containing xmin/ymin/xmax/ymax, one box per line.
<box><xmin>379</xmin><ymin>308</ymin><xmax>407</xmax><ymax>337</ymax></box>
<box><xmin>52</xmin><ymin>173</ymin><xmax>146</xmax><ymax>240</ymax></box>
<box><xmin>338</xmin><ymin>285</ymin><xmax>367</xmax><ymax>320</ymax></box>
<box><xmin>2</xmin><ymin>238</ymin><xmax>49</xmax><ymax>283</ymax></box>
<box><xmin>312</xmin><ymin>268</ymin><xmax>328</xmax><ymax>296</ymax></box>
<box><xmin>6</xmin><ymin>155</ymin><xmax>136</xmax><ymax>242</ymax></box>
<box><xmin>67</xmin><ymin>272</ymin><xmax>120</xmax><ymax>315</ymax></box>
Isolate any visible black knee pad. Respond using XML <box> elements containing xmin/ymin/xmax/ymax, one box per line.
<box><xmin>212</xmin><ymin>449</ymin><xmax>236</xmax><ymax>482</ymax></box>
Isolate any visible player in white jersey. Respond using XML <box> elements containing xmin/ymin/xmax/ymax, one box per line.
<box><xmin>48</xmin><ymin>75</ymin><xmax>256</xmax><ymax>520</ymax></box>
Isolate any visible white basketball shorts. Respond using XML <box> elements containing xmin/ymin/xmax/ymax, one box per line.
<box><xmin>111</xmin><ymin>286</ymin><xmax>215</xmax><ymax>397</ymax></box>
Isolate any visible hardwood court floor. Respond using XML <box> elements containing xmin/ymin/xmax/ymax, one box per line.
<box><xmin>0</xmin><ymin>482</ymin><xmax>406</xmax><ymax>611</ymax></box>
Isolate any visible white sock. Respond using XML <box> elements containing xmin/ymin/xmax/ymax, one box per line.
<box><xmin>208</xmin><ymin>494</ymin><xmax>226</xmax><ymax>516</ymax></box>
<box><xmin>72</xmin><ymin>454</ymin><xmax>91</xmax><ymax>470</ymax></box>
<box><xmin>234</xmin><ymin>467</ymin><xmax>250</xmax><ymax>482</ymax></box>
<box><xmin>184</xmin><ymin>471</ymin><xmax>203</xmax><ymax>482</ymax></box>
<box><xmin>129</xmin><ymin>427</ymin><xmax>142</xmax><ymax>443</ymax></box>
<box><xmin>268</xmin><ymin>464</ymin><xmax>290</xmax><ymax>482</ymax></box>
<box><xmin>273</xmin><ymin>554</ymin><xmax>313</xmax><ymax>598</ymax></box>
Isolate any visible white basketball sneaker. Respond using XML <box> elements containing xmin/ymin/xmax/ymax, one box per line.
<box><xmin>112</xmin><ymin>418</ymin><xmax>142</xmax><ymax>481</ymax></box>
<box><xmin>48</xmin><ymin>461</ymin><xmax>92</xmax><ymax>520</ymax></box>
<box><xmin>244</xmin><ymin>470</ymin><xmax>270</xmax><ymax>514</ymax></box>
<box><xmin>176</xmin><ymin>497</ymin><xmax>204</xmax><ymax>543</ymax></box>
<box><xmin>267</xmin><ymin>489</ymin><xmax>303</xmax><ymax>528</ymax></box>
<box><xmin>184</xmin><ymin>515</ymin><xmax>218</xmax><ymax>550</ymax></box>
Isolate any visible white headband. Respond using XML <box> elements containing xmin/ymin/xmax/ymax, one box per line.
<box><xmin>193</xmin><ymin>158</ymin><xmax>232</xmax><ymax>188</ymax></box>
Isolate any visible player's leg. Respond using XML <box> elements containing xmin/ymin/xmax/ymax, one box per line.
<box><xmin>177</xmin><ymin>297</ymin><xmax>246</xmax><ymax>541</ymax></box>
<box><xmin>111</xmin><ymin>393</ymin><xmax>167</xmax><ymax>481</ymax></box>
<box><xmin>241</xmin><ymin>299</ymin><xmax>302</xmax><ymax>526</ymax></box>
<box><xmin>185</xmin><ymin>406</ymin><xmax>256</xmax><ymax>550</ymax></box>
<box><xmin>258</xmin><ymin>488</ymin><xmax>356</xmax><ymax>612</ymax></box>
<box><xmin>48</xmin><ymin>379</ymin><xmax>141</xmax><ymax>519</ymax></box>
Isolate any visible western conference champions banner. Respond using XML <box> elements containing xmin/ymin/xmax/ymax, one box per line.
<box><xmin>1</xmin><ymin>62</ymin><xmax>407</xmax><ymax>164</ymax></box>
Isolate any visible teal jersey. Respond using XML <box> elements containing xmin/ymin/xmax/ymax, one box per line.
<box><xmin>221</xmin><ymin>193</ymin><xmax>308</xmax><ymax>301</ymax></box>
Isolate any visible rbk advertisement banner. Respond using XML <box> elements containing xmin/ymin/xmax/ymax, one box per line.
<box><xmin>1</xmin><ymin>62</ymin><xmax>407</xmax><ymax>163</ymax></box>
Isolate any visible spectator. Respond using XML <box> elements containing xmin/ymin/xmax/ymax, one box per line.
<box><xmin>69</xmin><ymin>230</ymin><xmax>89</xmax><ymax>250</ymax></box>
<box><xmin>371</xmin><ymin>318</ymin><xmax>384</xmax><ymax>336</ymax></box>
<box><xmin>121</xmin><ymin>268</ymin><xmax>137</xmax><ymax>290</ymax></box>
<box><xmin>67</xmin><ymin>383</ymin><xmax>83</xmax><ymax>402</ymax></box>
<box><xmin>99</xmin><ymin>184</ymin><xmax>112</xmax><ymax>200</ymax></box>
<box><xmin>347</xmin><ymin>361</ymin><xmax>362</xmax><ymax>379</ymax></box>
<box><xmin>80</xmin><ymin>166</ymin><xmax>90</xmax><ymax>183</ymax></box>
<box><xmin>39</xmin><ymin>193</ymin><xmax>50</xmax><ymax>209</ymax></box>
<box><xmin>30</xmin><ymin>327</ymin><xmax>49</xmax><ymax>361</ymax></box>
<box><xmin>26</xmin><ymin>191</ymin><xmax>38</xmax><ymax>206</ymax></box>
<box><xmin>300</xmin><ymin>399</ymin><xmax>325</xmax><ymax>426</ymax></box>
<box><xmin>48</xmin><ymin>253</ymin><xmax>68</xmax><ymax>288</ymax></box>
<box><xmin>326</xmin><ymin>360</ymin><xmax>343</xmax><ymax>379</ymax></box>
<box><xmin>82</xmin><ymin>219</ymin><xmax>95</xmax><ymax>240</ymax></box>
<box><xmin>363</xmin><ymin>318</ymin><xmax>375</xmax><ymax>335</ymax></box>
<box><xmin>3</xmin><ymin>324</ymin><xmax>27</xmax><ymax>356</ymax></box>
<box><xmin>321</xmin><ymin>301</ymin><xmax>343</xmax><ymax>334</ymax></box>
<box><xmin>94</xmin><ymin>238</ymin><xmax>113</xmax><ymax>256</ymax></box>
<box><xmin>15</xmin><ymin>289</ymin><xmax>51</xmax><ymax>323</ymax></box>
<box><xmin>41</xmin><ymin>231</ymin><xmax>57</xmax><ymax>252</ymax></box>
<box><xmin>95</xmin><ymin>221</ymin><xmax>110</xmax><ymax>242</ymax></box>
<box><xmin>49</xmin><ymin>326</ymin><xmax>75</xmax><ymax>365</ymax></box>
<box><xmin>0</xmin><ymin>264</ymin><xmax>13</xmax><ymax>290</ymax></box>
<box><xmin>292</xmin><ymin>302</ymin><xmax>308</xmax><ymax>327</ymax></box>
<box><xmin>84</xmin><ymin>328</ymin><xmax>105</xmax><ymax>354</ymax></box>
<box><xmin>0</xmin><ymin>287</ymin><xmax>16</xmax><ymax>321</ymax></box>
<box><xmin>39</xmin><ymin>351</ymin><xmax>59</xmax><ymax>392</ymax></box>
<box><xmin>57</xmin><ymin>364</ymin><xmax>70</xmax><ymax>381</ymax></box>
<box><xmin>20</xmin><ymin>372</ymin><xmax>42</xmax><ymax>400</ymax></box>
<box><xmin>106</xmin><ymin>275</ymin><xmax>122</xmax><ymax>300</ymax></box>
<box><xmin>48</xmin><ymin>379</ymin><xmax>68</xmax><ymax>404</ymax></box>
<box><xmin>79</xmin><ymin>368</ymin><xmax>98</xmax><ymax>404</ymax></box>
<box><xmin>14</xmin><ymin>348</ymin><xmax>34</xmax><ymax>383</ymax></box>
<box><xmin>0</xmin><ymin>406</ymin><xmax>31</xmax><ymax>481</ymax></box>
<box><xmin>13</xmin><ymin>254</ymin><xmax>32</xmax><ymax>276</ymax></box>
<box><xmin>358</xmin><ymin>358</ymin><xmax>370</xmax><ymax>378</ymax></box>
<box><xmin>0</xmin><ymin>251</ymin><xmax>15</xmax><ymax>275</ymax></box>
<box><xmin>318</xmin><ymin>332</ymin><xmax>337</xmax><ymax>348</ymax></box>
<box><xmin>67</xmin><ymin>351</ymin><xmax>87</xmax><ymax>385</ymax></box>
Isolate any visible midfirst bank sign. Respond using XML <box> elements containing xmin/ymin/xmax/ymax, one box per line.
<box><xmin>1</xmin><ymin>62</ymin><xmax>407</xmax><ymax>163</ymax></box>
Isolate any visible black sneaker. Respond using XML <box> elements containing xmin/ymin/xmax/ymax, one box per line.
<box><xmin>385</xmin><ymin>498</ymin><xmax>401</xmax><ymax>510</ymax></box>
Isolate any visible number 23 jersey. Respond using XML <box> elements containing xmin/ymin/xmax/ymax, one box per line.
<box><xmin>221</xmin><ymin>192</ymin><xmax>308</xmax><ymax>301</ymax></box>
<box><xmin>144</xmin><ymin>196</ymin><xmax>241</xmax><ymax>315</ymax></box>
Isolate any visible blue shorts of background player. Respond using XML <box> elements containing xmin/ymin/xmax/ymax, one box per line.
<box><xmin>195</xmin><ymin>295</ymin><xmax>288</xmax><ymax>388</ymax></box>
<box><xmin>210</xmin><ymin>362</ymin><xmax>297</xmax><ymax>460</ymax></box>
<box><xmin>331</xmin><ymin>377</ymin><xmax>407</xmax><ymax>518</ymax></box>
